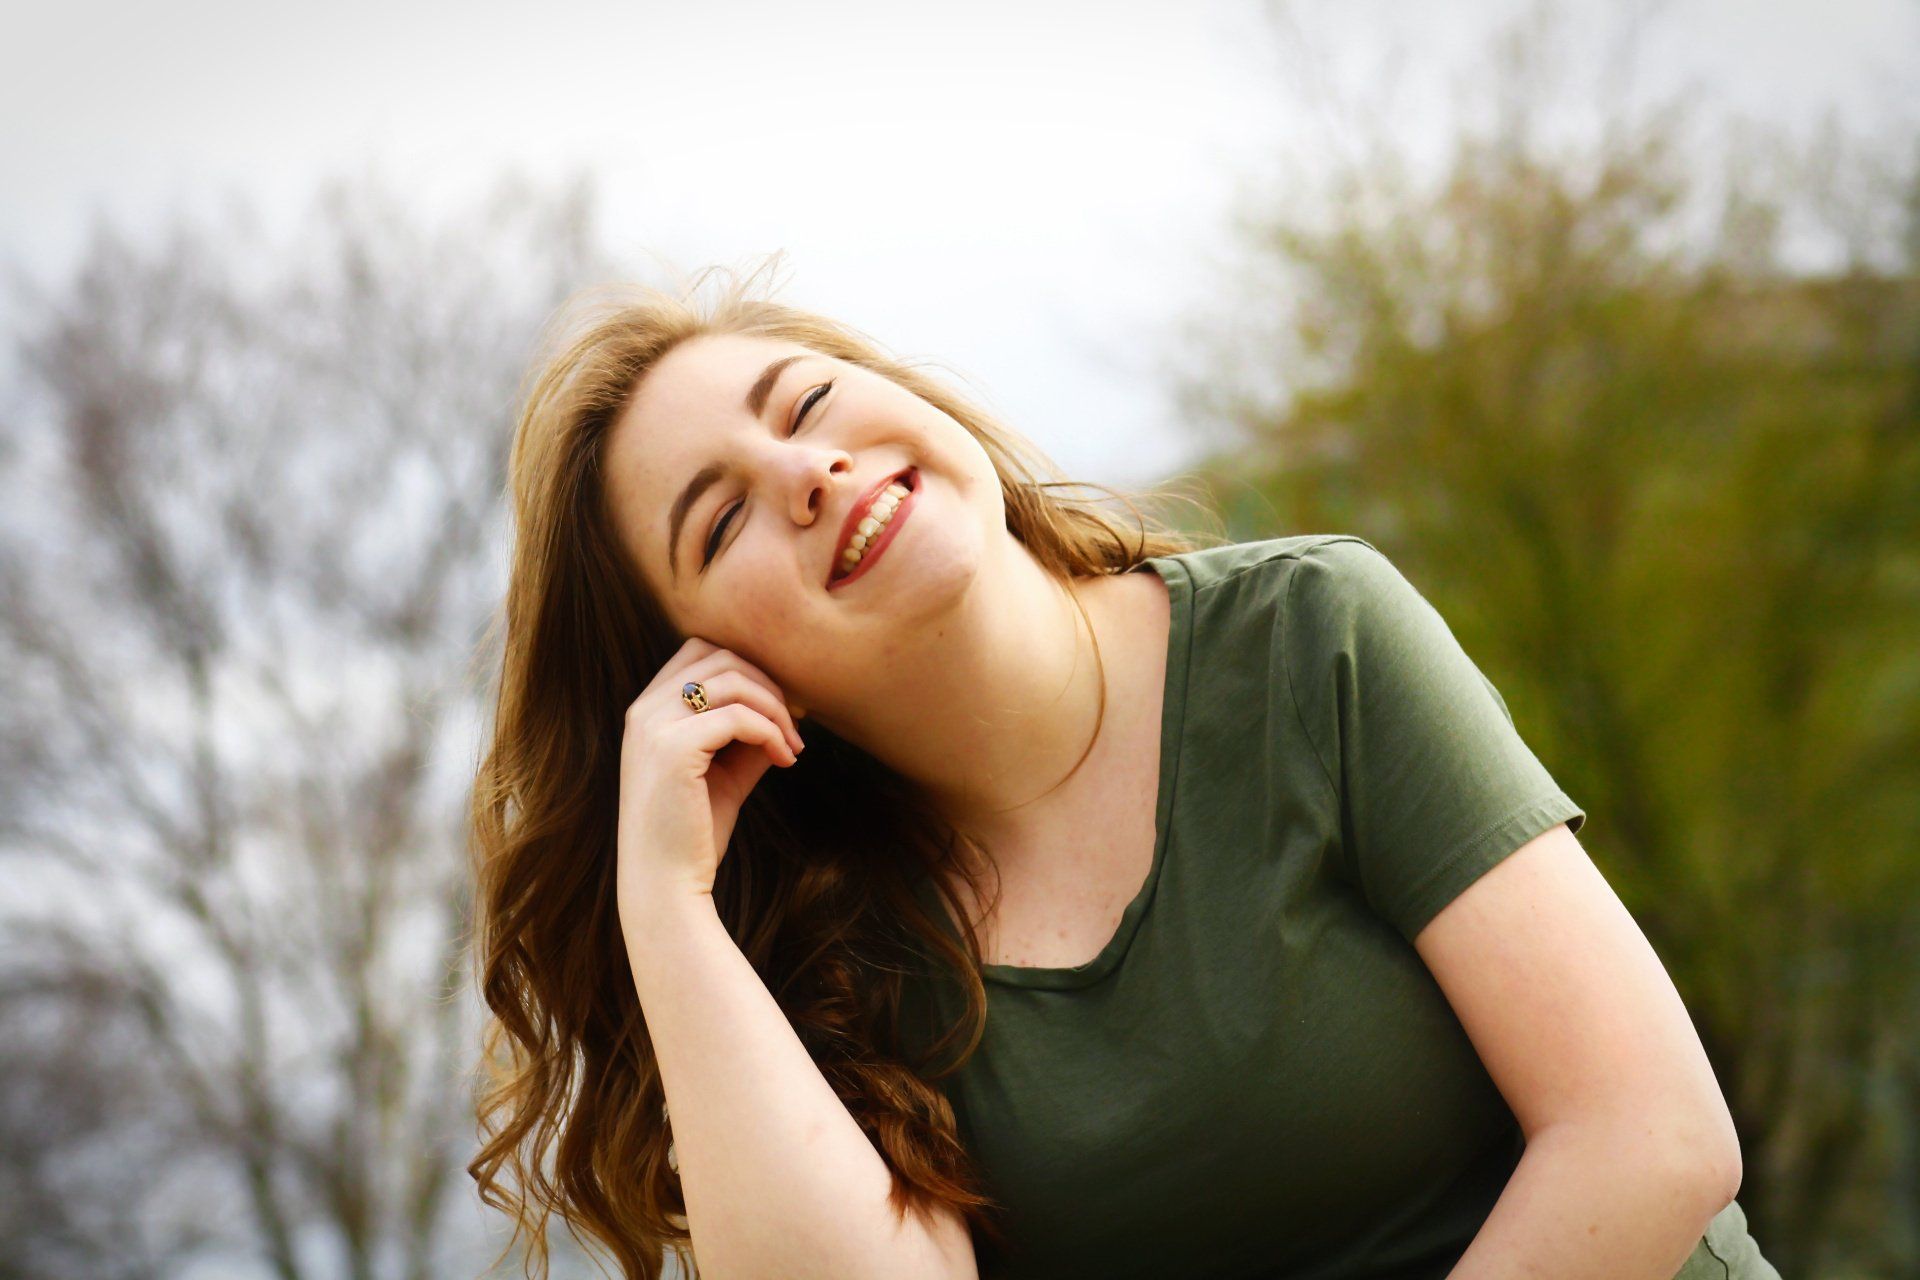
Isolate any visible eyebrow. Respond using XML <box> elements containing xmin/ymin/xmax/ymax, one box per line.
<box><xmin>668</xmin><ymin>353</ymin><xmax>809</xmax><ymax>582</ymax></box>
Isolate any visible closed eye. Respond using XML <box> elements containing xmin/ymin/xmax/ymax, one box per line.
<box><xmin>701</xmin><ymin>380</ymin><xmax>835</xmax><ymax>568</ymax></box>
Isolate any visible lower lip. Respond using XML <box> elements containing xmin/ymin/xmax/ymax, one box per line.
<box><xmin>829</xmin><ymin>472</ymin><xmax>917</xmax><ymax>591</ymax></box>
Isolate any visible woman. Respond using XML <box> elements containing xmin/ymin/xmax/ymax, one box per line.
<box><xmin>468</xmin><ymin>263</ymin><xmax>1780</xmax><ymax>1280</ymax></box>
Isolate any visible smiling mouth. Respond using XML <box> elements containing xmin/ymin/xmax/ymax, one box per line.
<box><xmin>828</xmin><ymin>468</ymin><xmax>917</xmax><ymax>588</ymax></box>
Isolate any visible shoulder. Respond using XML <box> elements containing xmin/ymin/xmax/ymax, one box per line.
<box><xmin>1148</xmin><ymin>534</ymin><xmax>1397</xmax><ymax>645</ymax></box>
<box><xmin>1147</xmin><ymin>532</ymin><xmax>1380</xmax><ymax>595</ymax></box>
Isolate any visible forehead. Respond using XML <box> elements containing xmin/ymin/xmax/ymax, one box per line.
<box><xmin>606</xmin><ymin>331</ymin><xmax>812</xmax><ymax>590</ymax></box>
<box><xmin>623</xmin><ymin>331</ymin><xmax>803</xmax><ymax>436</ymax></box>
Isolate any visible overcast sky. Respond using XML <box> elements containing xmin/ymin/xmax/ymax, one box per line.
<box><xmin>4</xmin><ymin>0</ymin><xmax>1914</xmax><ymax>488</ymax></box>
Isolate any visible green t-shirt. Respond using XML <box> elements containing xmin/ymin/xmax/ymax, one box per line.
<box><xmin>904</xmin><ymin>535</ymin><xmax>1777</xmax><ymax>1280</ymax></box>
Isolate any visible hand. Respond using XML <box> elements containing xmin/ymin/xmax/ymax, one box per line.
<box><xmin>615</xmin><ymin>638</ymin><xmax>807</xmax><ymax>933</ymax></box>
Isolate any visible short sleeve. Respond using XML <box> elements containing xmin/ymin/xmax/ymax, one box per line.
<box><xmin>1282</xmin><ymin>536</ymin><xmax>1586</xmax><ymax>941</ymax></box>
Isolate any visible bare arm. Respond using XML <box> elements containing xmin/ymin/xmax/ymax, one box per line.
<box><xmin>628</xmin><ymin>891</ymin><xmax>978</xmax><ymax>1280</ymax></box>
<box><xmin>1415</xmin><ymin>823</ymin><xmax>1741</xmax><ymax>1279</ymax></box>
<box><xmin>1445</xmin><ymin>1123</ymin><xmax>1732</xmax><ymax>1279</ymax></box>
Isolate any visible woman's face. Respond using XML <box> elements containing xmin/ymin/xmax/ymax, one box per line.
<box><xmin>603</xmin><ymin>330</ymin><xmax>1006</xmax><ymax>706</ymax></box>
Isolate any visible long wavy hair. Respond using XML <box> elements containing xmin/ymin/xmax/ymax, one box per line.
<box><xmin>467</xmin><ymin>256</ymin><xmax>1226</xmax><ymax>1278</ymax></box>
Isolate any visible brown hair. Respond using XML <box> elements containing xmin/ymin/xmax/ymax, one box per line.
<box><xmin>466</xmin><ymin>255</ymin><xmax>1225</xmax><ymax>1277</ymax></box>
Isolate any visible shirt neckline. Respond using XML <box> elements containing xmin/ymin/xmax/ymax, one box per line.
<box><xmin>976</xmin><ymin>552</ymin><xmax>1194</xmax><ymax>991</ymax></box>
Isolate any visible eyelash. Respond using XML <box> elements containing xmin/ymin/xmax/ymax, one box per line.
<box><xmin>702</xmin><ymin>380</ymin><xmax>833</xmax><ymax>568</ymax></box>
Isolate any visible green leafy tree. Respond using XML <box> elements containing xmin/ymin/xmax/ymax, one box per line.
<box><xmin>1175</xmin><ymin>13</ymin><xmax>1920</xmax><ymax>1277</ymax></box>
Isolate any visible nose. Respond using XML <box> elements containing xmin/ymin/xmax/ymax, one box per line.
<box><xmin>788</xmin><ymin>445</ymin><xmax>854</xmax><ymax>527</ymax></box>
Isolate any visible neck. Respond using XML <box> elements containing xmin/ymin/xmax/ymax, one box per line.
<box><xmin>810</xmin><ymin>538</ymin><xmax>1115</xmax><ymax>860</ymax></box>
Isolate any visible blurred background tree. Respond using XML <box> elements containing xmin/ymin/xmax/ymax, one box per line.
<box><xmin>1171</xmin><ymin>6</ymin><xmax>1920</xmax><ymax>1276</ymax></box>
<box><xmin>0</xmin><ymin>177</ymin><xmax>612</xmax><ymax>1279</ymax></box>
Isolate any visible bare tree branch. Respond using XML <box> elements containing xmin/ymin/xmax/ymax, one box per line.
<box><xmin>1</xmin><ymin>170</ymin><xmax>614</xmax><ymax>1279</ymax></box>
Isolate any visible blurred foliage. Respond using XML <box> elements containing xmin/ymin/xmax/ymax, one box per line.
<box><xmin>1174</xmin><ymin>31</ymin><xmax>1920</xmax><ymax>1280</ymax></box>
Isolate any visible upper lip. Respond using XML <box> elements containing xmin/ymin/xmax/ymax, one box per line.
<box><xmin>828</xmin><ymin>466</ymin><xmax>913</xmax><ymax>584</ymax></box>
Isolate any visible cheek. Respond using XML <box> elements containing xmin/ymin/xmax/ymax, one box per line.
<box><xmin>730</xmin><ymin>572</ymin><xmax>812</xmax><ymax>644</ymax></box>
<box><xmin>723</xmin><ymin>592</ymin><xmax>818</xmax><ymax>690</ymax></box>
<box><xmin>738</xmin><ymin>589</ymin><xmax>788</xmax><ymax>632</ymax></box>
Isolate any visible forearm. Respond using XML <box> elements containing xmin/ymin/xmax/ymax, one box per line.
<box><xmin>1445</xmin><ymin>1122</ymin><xmax>1736</xmax><ymax>1280</ymax></box>
<box><xmin>627</xmin><ymin>893</ymin><xmax>967</xmax><ymax>1280</ymax></box>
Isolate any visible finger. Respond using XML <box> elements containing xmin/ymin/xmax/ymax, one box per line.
<box><xmin>681</xmin><ymin>652</ymin><xmax>805</xmax><ymax>753</ymax></box>
<box><xmin>683</xmin><ymin>671</ymin><xmax>805</xmax><ymax>757</ymax></box>
<box><xmin>631</xmin><ymin>638</ymin><xmax>724</xmax><ymax>719</ymax></box>
<box><xmin>658</xmin><ymin>636</ymin><xmax>722</xmax><ymax>685</ymax></box>
<box><xmin>695</xmin><ymin>649</ymin><xmax>797</xmax><ymax>720</ymax></box>
<box><xmin>676</xmin><ymin>636</ymin><xmax>722</xmax><ymax>660</ymax></box>
<box><xmin>673</xmin><ymin>702</ymin><xmax>797</xmax><ymax>768</ymax></box>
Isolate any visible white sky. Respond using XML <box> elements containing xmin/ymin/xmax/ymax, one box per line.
<box><xmin>3</xmin><ymin>0</ymin><xmax>1914</xmax><ymax>488</ymax></box>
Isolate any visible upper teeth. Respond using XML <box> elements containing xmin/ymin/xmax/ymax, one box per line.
<box><xmin>838</xmin><ymin>481</ymin><xmax>910</xmax><ymax>575</ymax></box>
